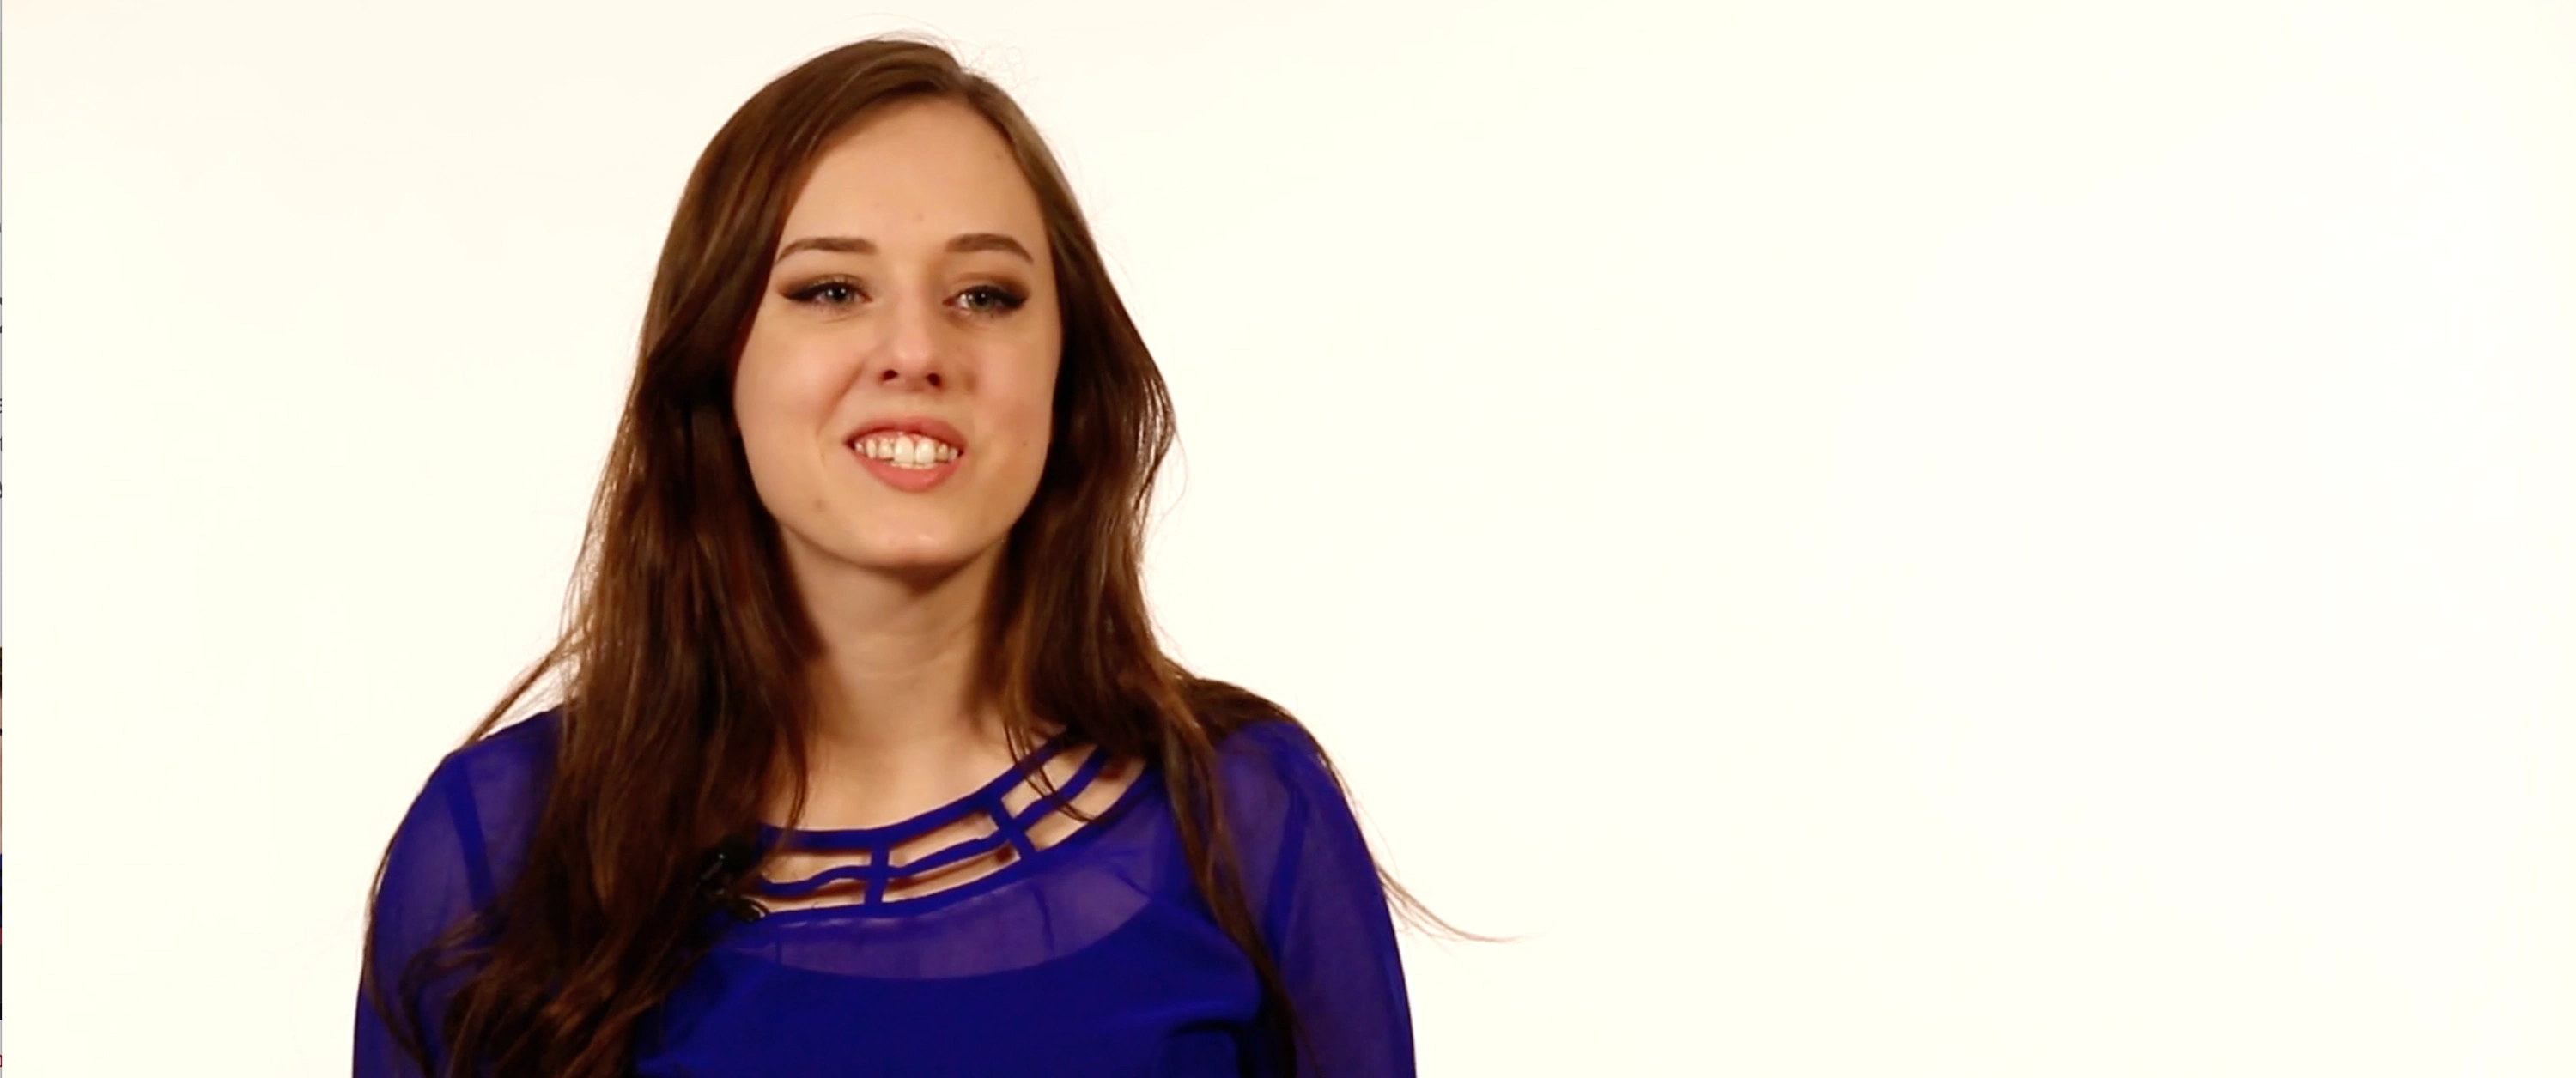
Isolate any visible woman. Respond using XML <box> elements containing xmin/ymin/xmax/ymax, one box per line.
<box><xmin>357</xmin><ymin>36</ymin><xmax>1439</xmax><ymax>1078</ymax></box>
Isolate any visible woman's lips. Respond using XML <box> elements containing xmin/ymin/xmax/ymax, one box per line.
<box><xmin>848</xmin><ymin>415</ymin><xmax>968</xmax><ymax>450</ymax></box>
<box><xmin>853</xmin><ymin>448</ymin><xmax>960</xmax><ymax>492</ymax></box>
<box><xmin>848</xmin><ymin>425</ymin><xmax>964</xmax><ymax>493</ymax></box>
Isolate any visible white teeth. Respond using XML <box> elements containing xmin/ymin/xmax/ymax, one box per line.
<box><xmin>855</xmin><ymin>433</ymin><xmax>960</xmax><ymax>469</ymax></box>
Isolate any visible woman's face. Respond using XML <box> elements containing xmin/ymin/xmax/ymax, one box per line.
<box><xmin>735</xmin><ymin>98</ymin><xmax>1062</xmax><ymax>585</ymax></box>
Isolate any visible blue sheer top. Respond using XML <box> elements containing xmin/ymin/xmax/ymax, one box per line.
<box><xmin>355</xmin><ymin>712</ymin><xmax>1414</xmax><ymax>1076</ymax></box>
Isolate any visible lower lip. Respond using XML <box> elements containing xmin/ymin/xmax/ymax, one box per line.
<box><xmin>854</xmin><ymin>448</ymin><xmax>963</xmax><ymax>492</ymax></box>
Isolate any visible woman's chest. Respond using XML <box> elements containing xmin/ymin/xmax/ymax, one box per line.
<box><xmin>633</xmin><ymin>908</ymin><xmax>1263</xmax><ymax>1078</ymax></box>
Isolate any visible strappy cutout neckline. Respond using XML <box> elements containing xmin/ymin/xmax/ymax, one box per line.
<box><xmin>748</xmin><ymin>732</ymin><xmax>1145</xmax><ymax>913</ymax></box>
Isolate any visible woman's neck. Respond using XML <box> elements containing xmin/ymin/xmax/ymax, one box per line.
<box><xmin>778</xmin><ymin>538</ymin><xmax>1027</xmax><ymax>824</ymax></box>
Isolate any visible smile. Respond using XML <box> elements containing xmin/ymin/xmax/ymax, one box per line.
<box><xmin>853</xmin><ymin>432</ymin><xmax>961</xmax><ymax>469</ymax></box>
<box><xmin>848</xmin><ymin>429</ymin><xmax>964</xmax><ymax>493</ymax></box>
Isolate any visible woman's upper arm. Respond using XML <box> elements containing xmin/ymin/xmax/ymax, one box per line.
<box><xmin>355</xmin><ymin>718</ymin><xmax>552</xmax><ymax>1077</ymax></box>
<box><xmin>1221</xmin><ymin>722</ymin><xmax>1417</xmax><ymax>1077</ymax></box>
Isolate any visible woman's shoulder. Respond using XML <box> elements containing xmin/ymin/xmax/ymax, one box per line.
<box><xmin>1188</xmin><ymin>677</ymin><xmax>1309</xmax><ymax>747</ymax></box>
<box><xmin>1213</xmin><ymin>716</ymin><xmax>1324</xmax><ymax>773</ymax></box>
<box><xmin>391</xmin><ymin>709</ymin><xmax>564</xmax><ymax>887</ymax></box>
<box><xmin>1185</xmin><ymin>686</ymin><xmax>1383</xmax><ymax>911</ymax></box>
<box><xmin>1188</xmin><ymin>681</ymin><xmax>1350</xmax><ymax>831</ymax></box>
<box><xmin>427</xmin><ymin>708</ymin><xmax>563</xmax><ymax>806</ymax></box>
<box><xmin>1188</xmin><ymin>678</ymin><xmax>1326</xmax><ymax>783</ymax></box>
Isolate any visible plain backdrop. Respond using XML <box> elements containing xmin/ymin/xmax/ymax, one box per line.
<box><xmin>6</xmin><ymin>1</ymin><xmax>2574</xmax><ymax>1075</ymax></box>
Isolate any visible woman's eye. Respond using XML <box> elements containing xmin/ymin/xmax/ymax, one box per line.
<box><xmin>956</xmin><ymin>284</ymin><xmax>1028</xmax><ymax>317</ymax></box>
<box><xmin>782</xmin><ymin>280</ymin><xmax>1024</xmax><ymax>317</ymax></box>
<box><xmin>789</xmin><ymin>281</ymin><xmax>863</xmax><ymax>308</ymax></box>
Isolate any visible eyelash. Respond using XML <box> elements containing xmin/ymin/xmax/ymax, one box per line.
<box><xmin>784</xmin><ymin>278</ymin><xmax>1029</xmax><ymax>318</ymax></box>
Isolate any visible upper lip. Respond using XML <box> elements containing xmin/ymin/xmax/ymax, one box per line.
<box><xmin>848</xmin><ymin>416</ymin><xmax>968</xmax><ymax>451</ymax></box>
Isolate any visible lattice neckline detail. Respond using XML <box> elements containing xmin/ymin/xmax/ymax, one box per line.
<box><xmin>749</xmin><ymin>731</ymin><xmax>1115</xmax><ymax>908</ymax></box>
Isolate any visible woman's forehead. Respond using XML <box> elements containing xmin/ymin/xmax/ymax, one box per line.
<box><xmin>779</xmin><ymin>100</ymin><xmax>1048</xmax><ymax>252</ymax></box>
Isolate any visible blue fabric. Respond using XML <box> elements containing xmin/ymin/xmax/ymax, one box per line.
<box><xmin>356</xmin><ymin>712</ymin><xmax>1414</xmax><ymax>1076</ymax></box>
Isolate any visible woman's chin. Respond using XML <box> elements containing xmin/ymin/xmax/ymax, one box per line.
<box><xmin>847</xmin><ymin>537</ymin><xmax>1001</xmax><ymax>583</ymax></box>
<box><xmin>779</xmin><ymin>521</ymin><xmax>1006</xmax><ymax>587</ymax></box>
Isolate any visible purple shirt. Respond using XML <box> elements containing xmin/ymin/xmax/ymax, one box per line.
<box><xmin>356</xmin><ymin>712</ymin><xmax>1415</xmax><ymax>1076</ymax></box>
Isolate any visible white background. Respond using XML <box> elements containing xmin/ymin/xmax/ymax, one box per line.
<box><xmin>6</xmin><ymin>2</ymin><xmax>2574</xmax><ymax>1075</ymax></box>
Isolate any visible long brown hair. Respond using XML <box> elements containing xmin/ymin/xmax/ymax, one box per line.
<box><xmin>362</xmin><ymin>34</ymin><xmax>1461</xmax><ymax>1078</ymax></box>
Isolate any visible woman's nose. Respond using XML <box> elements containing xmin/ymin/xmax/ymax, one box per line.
<box><xmin>871</xmin><ymin>294</ymin><xmax>950</xmax><ymax>388</ymax></box>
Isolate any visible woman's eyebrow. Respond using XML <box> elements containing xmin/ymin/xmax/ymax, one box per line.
<box><xmin>774</xmin><ymin>232</ymin><xmax>1034</xmax><ymax>266</ymax></box>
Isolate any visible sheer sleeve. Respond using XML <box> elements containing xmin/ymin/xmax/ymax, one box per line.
<box><xmin>1218</xmin><ymin>721</ymin><xmax>1417</xmax><ymax>1077</ymax></box>
<box><xmin>355</xmin><ymin>715</ymin><xmax>556</xmax><ymax>1078</ymax></box>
